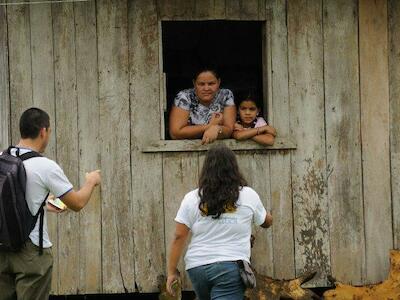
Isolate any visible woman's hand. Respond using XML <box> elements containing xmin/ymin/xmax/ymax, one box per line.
<box><xmin>166</xmin><ymin>271</ymin><xmax>180</xmax><ymax>296</ymax></box>
<box><xmin>202</xmin><ymin>125</ymin><xmax>220</xmax><ymax>144</ymax></box>
<box><xmin>209</xmin><ymin>112</ymin><xmax>223</xmax><ymax>125</ymax></box>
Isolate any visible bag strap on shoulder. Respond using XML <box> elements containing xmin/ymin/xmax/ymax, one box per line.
<box><xmin>4</xmin><ymin>146</ymin><xmax>42</xmax><ymax>161</ymax></box>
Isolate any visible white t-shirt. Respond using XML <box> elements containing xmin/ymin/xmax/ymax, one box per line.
<box><xmin>175</xmin><ymin>186</ymin><xmax>267</xmax><ymax>270</ymax></box>
<box><xmin>9</xmin><ymin>147</ymin><xmax>73</xmax><ymax>248</ymax></box>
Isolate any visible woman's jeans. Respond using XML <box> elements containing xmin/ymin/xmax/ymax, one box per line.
<box><xmin>187</xmin><ymin>261</ymin><xmax>245</xmax><ymax>300</ymax></box>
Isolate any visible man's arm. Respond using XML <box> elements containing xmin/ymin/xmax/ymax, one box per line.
<box><xmin>169</xmin><ymin>106</ymin><xmax>210</xmax><ymax>139</ymax></box>
<box><xmin>60</xmin><ymin>170</ymin><xmax>101</xmax><ymax>212</ymax></box>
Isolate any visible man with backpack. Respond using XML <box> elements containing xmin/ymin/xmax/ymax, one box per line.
<box><xmin>0</xmin><ymin>107</ymin><xmax>101</xmax><ymax>300</ymax></box>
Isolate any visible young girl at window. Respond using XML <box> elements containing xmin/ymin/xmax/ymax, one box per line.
<box><xmin>233</xmin><ymin>96</ymin><xmax>277</xmax><ymax>146</ymax></box>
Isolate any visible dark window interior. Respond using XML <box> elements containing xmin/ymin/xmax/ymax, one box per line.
<box><xmin>162</xmin><ymin>20</ymin><xmax>264</xmax><ymax>139</ymax></box>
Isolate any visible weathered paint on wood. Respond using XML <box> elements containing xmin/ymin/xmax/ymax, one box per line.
<box><xmin>0</xmin><ymin>6</ymin><xmax>10</xmax><ymax>150</ymax></box>
<box><xmin>7</xmin><ymin>4</ymin><xmax>32</xmax><ymax>144</ymax></box>
<box><xmin>129</xmin><ymin>0</ymin><xmax>165</xmax><ymax>292</ymax></box>
<box><xmin>288</xmin><ymin>0</ymin><xmax>330</xmax><ymax>286</ymax></box>
<box><xmin>163</xmin><ymin>153</ymin><xmax>198</xmax><ymax>290</ymax></box>
<box><xmin>359</xmin><ymin>0</ymin><xmax>392</xmax><ymax>284</ymax></box>
<box><xmin>389</xmin><ymin>0</ymin><xmax>400</xmax><ymax>250</ymax></box>
<box><xmin>324</xmin><ymin>0</ymin><xmax>365</xmax><ymax>285</ymax></box>
<box><xmin>74</xmin><ymin>1</ymin><xmax>102</xmax><ymax>293</ymax></box>
<box><xmin>97</xmin><ymin>0</ymin><xmax>135</xmax><ymax>293</ymax></box>
<box><xmin>52</xmin><ymin>3</ymin><xmax>80</xmax><ymax>294</ymax></box>
<box><xmin>266</xmin><ymin>0</ymin><xmax>295</xmax><ymax>280</ymax></box>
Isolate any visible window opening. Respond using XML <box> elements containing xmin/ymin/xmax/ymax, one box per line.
<box><xmin>162</xmin><ymin>20</ymin><xmax>265</xmax><ymax>139</ymax></box>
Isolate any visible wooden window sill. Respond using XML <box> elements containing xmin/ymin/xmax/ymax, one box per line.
<box><xmin>141</xmin><ymin>137</ymin><xmax>296</xmax><ymax>153</ymax></box>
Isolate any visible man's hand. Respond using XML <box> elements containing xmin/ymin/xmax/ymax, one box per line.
<box><xmin>209</xmin><ymin>112</ymin><xmax>223</xmax><ymax>126</ymax></box>
<box><xmin>202</xmin><ymin>125</ymin><xmax>220</xmax><ymax>144</ymax></box>
<box><xmin>85</xmin><ymin>170</ymin><xmax>101</xmax><ymax>186</ymax></box>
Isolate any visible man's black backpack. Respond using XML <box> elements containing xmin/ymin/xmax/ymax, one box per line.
<box><xmin>0</xmin><ymin>147</ymin><xmax>48</xmax><ymax>254</ymax></box>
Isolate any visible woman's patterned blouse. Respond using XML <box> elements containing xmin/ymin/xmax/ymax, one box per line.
<box><xmin>173</xmin><ymin>88</ymin><xmax>235</xmax><ymax>125</ymax></box>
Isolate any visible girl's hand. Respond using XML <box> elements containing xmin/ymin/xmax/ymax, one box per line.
<box><xmin>202</xmin><ymin>125</ymin><xmax>220</xmax><ymax>144</ymax></box>
<box><xmin>166</xmin><ymin>273</ymin><xmax>180</xmax><ymax>296</ymax></box>
<box><xmin>234</xmin><ymin>123</ymin><xmax>244</xmax><ymax>131</ymax></box>
<box><xmin>209</xmin><ymin>112</ymin><xmax>223</xmax><ymax>125</ymax></box>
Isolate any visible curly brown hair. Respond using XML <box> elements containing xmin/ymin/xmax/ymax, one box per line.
<box><xmin>198</xmin><ymin>144</ymin><xmax>247</xmax><ymax>218</ymax></box>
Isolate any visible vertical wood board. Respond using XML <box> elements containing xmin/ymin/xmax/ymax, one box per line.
<box><xmin>389</xmin><ymin>0</ymin><xmax>400</xmax><ymax>250</ymax></box>
<box><xmin>29</xmin><ymin>3</ymin><xmax>59</xmax><ymax>293</ymax></box>
<box><xmin>163</xmin><ymin>153</ymin><xmax>198</xmax><ymax>290</ymax></box>
<box><xmin>129</xmin><ymin>0</ymin><xmax>165</xmax><ymax>292</ymax></box>
<box><xmin>7</xmin><ymin>4</ymin><xmax>33</xmax><ymax>143</ymax></box>
<box><xmin>52</xmin><ymin>3</ymin><xmax>80</xmax><ymax>294</ymax></box>
<box><xmin>266</xmin><ymin>0</ymin><xmax>295</xmax><ymax>279</ymax></box>
<box><xmin>74</xmin><ymin>1</ymin><xmax>102</xmax><ymax>293</ymax></box>
<box><xmin>324</xmin><ymin>0</ymin><xmax>365</xmax><ymax>285</ymax></box>
<box><xmin>97</xmin><ymin>0</ymin><xmax>134</xmax><ymax>293</ymax></box>
<box><xmin>288</xmin><ymin>0</ymin><xmax>330</xmax><ymax>286</ymax></box>
<box><xmin>359</xmin><ymin>0</ymin><xmax>392</xmax><ymax>283</ymax></box>
<box><xmin>0</xmin><ymin>6</ymin><xmax>10</xmax><ymax>150</ymax></box>
<box><xmin>237</xmin><ymin>152</ymin><xmax>273</xmax><ymax>276</ymax></box>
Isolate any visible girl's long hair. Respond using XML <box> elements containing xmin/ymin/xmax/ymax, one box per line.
<box><xmin>198</xmin><ymin>144</ymin><xmax>247</xmax><ymax>218</ymax></box>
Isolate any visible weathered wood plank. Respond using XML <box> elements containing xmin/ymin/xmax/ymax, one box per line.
<box><xmin>193</xmin><ymin>0</ymin><xmax>214</xmax><ymax>20</ymax></box>
<box><xmin>240</xmin><ymin>0</ymin><xmax>259</xmax><ymax>20</ymax></box>
<box><xmin>0</xmin><ymin>6</ymin><xmax>10</xmax><ymax>150</ymax></box>
<box><xmin>359</xmin><ymin>0</ymin><xmax>392</xmax><ymax>283</ymax></box>
<box><xmin>142</xmin><ymin>137</ymin><xmax>296</xmax><ymax>152</ymax></box>
<box><xmin>237</xmin><ymin>152</ymin><xmax>273</xmax><ymax>276</ymax></box>
<box><xmin>266</xmin><ymin>0</ymin><xmax>295</xmax><ymax>280</ymax></box>
<box><xmin>214</xmin><ymin>0</ymin><xmax>225</xmax><ymax>19</ymax></box>
<box><xmin>52</xmin><ymin>3</ymin><xmax>79</xmax><ymax>294</ymax></box>
<box><xmin>97</xmin><ymin>0</ymin><xmax>134</xmax><ymax>293</ymax></box>
<box><xmin>225</xmin><ymin>0</ymin><xmax>240</xmax><ymax>20</ymax></box>
<box><xmin>324</xmin><ymin>0</ymin><xmax>365</xmax><ymax>285</ymax></box>
<box><xmin>390</xmin><ymin>0</ymin><xmax>400</xmax><ymax>250</ymax></box>
<box><xmin>74</xmin><ymin>1</ymin><xmax>101</xmax><ymax>294</ymax></box>
<box><xmin>129</xmin><ymin>0</ymin><xmax>165</xmax><ymax>292</ymax></box>
<box><xmin>7</xmin><ymin>3</ymin><xmax>32</xmax><ymax>144</ymax></box>
<box><xmin>157</xmin><ymin>0</ymin><xmax>194</xmax><ymax>20</ymax></box>
<box><xmin>163</xmin><ymin>153</ymin><xmax>198</xmax><ymax>290</ymax></box>
<box><xmin>29</xmin><ymin>3</ymin><xmax>59</xmax><ymax>293</ymax></box>
<box><xmin>288</xmin><ymin>0</ymin><xmax>330</xmax><ymax>286</ymax></box>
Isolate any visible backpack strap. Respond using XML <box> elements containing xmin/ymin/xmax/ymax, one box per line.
<box><xmin>4</xmin><ymin>146</ymin><xmax>42</xmax><ymax>161</ymax></box>
<box><xmin>19</xmin><ymin>151</ymin><xmax>42</xmax><ymax>161</ymax></box>
<box><xmin>36</xmin><ymin>193</ymin><xmax>48</xmax><ymax>255</ymax></box>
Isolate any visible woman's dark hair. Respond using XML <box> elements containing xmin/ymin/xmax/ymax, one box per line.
<box><xmin>193</xmin><ymin>67</ymin><xmax>220</xmax><ymax>81</ymax></box>
<box><xmin>19</xmin><ymin>107</ymin><xmax>50</xmax><ymax>139</ymax></box>
<box><xmin>198</xmin><ymin>144</ymin><xmax>247</xmax><ymax>219</ymax></box>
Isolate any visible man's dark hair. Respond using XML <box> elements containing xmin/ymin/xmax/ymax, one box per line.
<box><xmin>198</xmin><ymin>144</ymin><xmax>247</xmax><ymax>219</ymax></box>
<box><xmin>19</xmin><ymin>107</ymin><xmax>50</xmax><ymax>139</ymax></box>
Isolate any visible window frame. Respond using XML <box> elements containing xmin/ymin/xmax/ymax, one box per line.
<box><xmin>144</xmin><ymin>19</ymin><xmax>296</xmax><ymax>153</ymax></box>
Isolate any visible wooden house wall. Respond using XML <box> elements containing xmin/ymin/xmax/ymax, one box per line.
<box><xmin>0</xmin><ymin>0</ymin><xmax>399</xmax><ymax>294</ymax></box>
